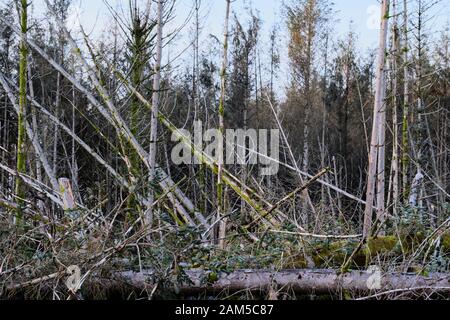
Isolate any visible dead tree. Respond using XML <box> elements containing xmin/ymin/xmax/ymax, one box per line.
<box><xmin>363</xmin><ymin>0</ymin><xmax>390</xmax><ymax>238</ymax></box>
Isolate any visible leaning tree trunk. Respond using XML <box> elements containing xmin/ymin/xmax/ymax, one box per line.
<box><xmin>0</xmin><ymin>73</ymin><xmax>59</xmax><ymax>193</ymax></box>
<box><xmin>363</xmin><ymin>0</ymin><xmax>390</xmax><ymax>238</ymax></box>
<box><xmin>4</xmin><ymin>7</ymin><xmax>202</xmax><ymax>230</ymax></box>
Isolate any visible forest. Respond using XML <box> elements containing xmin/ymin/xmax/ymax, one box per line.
<box><xmin>0</xmin><ymin>0</ymin><xmax>449</xmax><ymax>301</ymax></box>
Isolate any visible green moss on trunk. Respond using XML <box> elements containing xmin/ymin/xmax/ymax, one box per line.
<box><xmin>15</xmin><ymin>0</ymin><xmax>28</xmax><ymax>224</ymax></box>
<box><xmin>309</xmin><ymin>235</ymin><xmax>425</xmax><ymax>268</ymax></box>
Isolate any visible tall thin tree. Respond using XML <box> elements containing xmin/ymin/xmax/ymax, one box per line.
<box><xmin>401</xmin><ymin>0</ymin><xmax>410</xmax><ymax>204</ymax></box>
<box><xmin>363</xmin><ymin>0</ymin><xmax>390</xmax><ymax>238</ymax></box>
<box><xmin>390</xmin><ymin>0</ymin><xmax>400</xmax><ymax>216</ymax></box>
<box><xmin>147</xmin><ymin>0</ymin><xmax>163</xmax><ymax>225</ymax></box>
<box><xmin>217</xmin><ymin>0</ymin><xmax>231</xmax><ymax>249</ymax></box>
<box><xmin>14</xmin><ymin>0</ymin><xmax>28</xmax><ymax>223</ymax></box>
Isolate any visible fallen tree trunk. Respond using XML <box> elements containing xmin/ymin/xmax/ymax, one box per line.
<box><xmin>97</xmin><ymin>269</ymin><xmax>449</xmax><ymax>296</ymax></box>
<box><xmin>3</xmin><ymin>269</ymin><xmax>449</xmax><ymax>299</ymax></box>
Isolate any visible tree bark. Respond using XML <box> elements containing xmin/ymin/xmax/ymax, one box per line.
<box><xmin>401</xmin><ymin>0</ymin><xmax>410</xmax><ymax>203</ymax></box>
<box><xmin>390</xmin><ymin>0</ymin><xmax>400</xmax><ymax>217</ymax></box>
<box><xmin>217</xmin><ymin>0</ymin><xmax>231</xmax><ymax>249</ymax></box>
<box><xmin>100</xmin><ymin>269</ymin><xmax>450</xmax><ymax>296</ymax></box>
<box><xmin>15</xmin><ymin>0</ymin><xmax>28</xmax><ymax>222</ymax></box>
<box><xmin>363</xmin><ymin>0</ymin><xmax>390</xmax><ymax>238</ymax></box>
<box><xmin>146</xmin><ymin>0</ymin><xmax>164</xmax><ymax>226</ymax></box>
<box><xmin>4</xmin><ymin>7</ymin><xmax>203</xmax><ymax>229</ymax></box>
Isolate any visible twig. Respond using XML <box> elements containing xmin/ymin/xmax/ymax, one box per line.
<box><xmin>267</xmin><ymin>168</ymin><xmax>330</xmax><ymax>215</ymax></box>
<box><xmin>269</xmin><ymin>230</ymin><xmax>362</xmax><ymax>239</ymax></box>
<box><xmin>357</xmin><ymin>286</ymin><xmax>450</xmax><ymax>300</ymax></box>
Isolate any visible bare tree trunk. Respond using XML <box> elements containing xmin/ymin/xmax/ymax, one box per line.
<box><xmin>363</xmin><ymin>0</ymin><xmax>390</xmax><ymax>238</ymax></box>
<box><xmin>1</xmin><ymin>12</ymin><xmax>206</xmax><ymax>229</ymax></box>
<box><xmin>410</xmin><ymin>1</ymin><xmax>427</xmax><ymax>219</ymax></box>
<box><xmin>217</xmin><ymin>0</ymin><xmax>231</xmax><ymax>249</ymax></box>
<box><xmin>53</xmin><ymin>72</ymin><xmax>61</xmax><ymax>189</ymax></box>
<box><xmin>408</xmin><ymin>171</ymin><xmax>424</xmax><ymax>207</ymax></box>
<box><xmin>0</xmin><ymin>73</ymin><xmax>59</xmax><ymax>193</ymax></box>
<box><xmin>320</xmin><ymin>34</ymin><xmax>329</xmax><ymax>211</ymax></box>
<box><xmin>26</xmin><ymin>56</ymin><xmax>46</xmax><ymax>212</ymax></box>
<box><xmin>390</xmin><ymin>0</ymin><xmax>400</xmax><ymax>217</ymax></box>
<box><xmin>401</xmin><ymin>0</ymin><xmax>410</xmax><ymax>204</ymax></box>
<box><xmin>26</xmin><ymin>58</ymin><xmax>40</xmax><ymax>182</ymax></box>
<box><xmin>146</xmin><ymin>0</ymin><xmax>164</xmax><ymax>226</ymax></box>
<box><xmin>300</xmin><ymin>22</ymin><xmax>314</xmax><ymax>226</ymax></box>
<box><xmin>14</xmin><ymin>0</ymin><xmax>28</xmax><ymax>223</ymax></box>
<box><xmin>71</xmin><ymin>72</ymin><xmax>80</xmax><ymax>204</ymax></box>
<box><xmin>106</xmin><ymin>269</ymin><xmax>450</xmax><ymax>296</ymax></box>
<box><xmin>376</xmin><ymin>82</ymin><xmax>387</xmax><ymax>233</ymax></box>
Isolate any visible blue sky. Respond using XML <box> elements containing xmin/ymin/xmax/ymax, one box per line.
<box><xmin>28</xmin><ymin>0</ymin><xmax>384</xmax><ymax>48</ymax></box>
<box><xmin>26</xmin><ymin>0</ymin><xmax>449</xmax><ymax>53</ymax></box>
<box><xmin>26</xmin><ymin>0</ymin><xmax>447</xmax><ymax>45</ymax></box>
<box><xmin>22</xmin><ymin>0</ymin><xmax>450</xmax><ymax>92</ymax></box>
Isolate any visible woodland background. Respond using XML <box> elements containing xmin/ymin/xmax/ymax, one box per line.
<box><xmin>0</xmin><ymin>0</ymin><xmax>449</xmax><ymax>300</ymax></box>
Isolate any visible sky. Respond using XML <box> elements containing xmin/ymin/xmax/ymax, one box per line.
<box><xmin>27</xmin><ymin>0</ymin><xmax>385</xmax><ymax>48</ymax></box>
<box><xmin>24</xmin><ymin>0</ymin><xmax>448</xmax><ymax>47</ymax></box>
<box><xmin>11</xmin><ymin>0</ymin><xmax>450</xmax><ymax>93</ymax></box>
